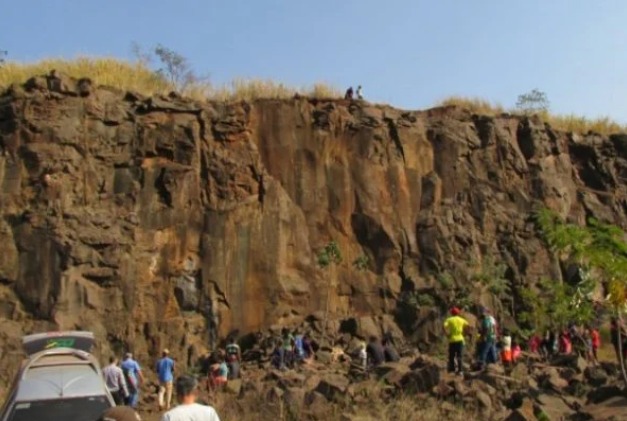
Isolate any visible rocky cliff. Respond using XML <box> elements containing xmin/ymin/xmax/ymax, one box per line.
<box><xmin>1</xmin><ymin>74</ymin><xmax>627</xmax><ymax>378</ymax></box>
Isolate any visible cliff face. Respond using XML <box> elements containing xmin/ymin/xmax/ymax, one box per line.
<box><xmin>1</xmin><ymin>75</ymin><xmax>627</xmax><ymax>376</ymax></box>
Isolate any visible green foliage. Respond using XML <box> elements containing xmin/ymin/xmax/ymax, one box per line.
<box><xmin>519</xmin><ymin>278</ymin><xmax>595</xmax><ymax>330</ymax></box>
<box><xmin>536</xmin><ymin>208</ymin><xmax>627</xmax><ymax>309</ymax></box>
<box><xmin>436</xmin><ymin>272</ymin><xmax>454</xmax><ymax>289</ymax></box>
<box><xmin>403</xmin><ymin>292</ymin><xmax>436</xmax><ymax>309</ymax></box>
<box><xmin>516</xmin><ymin>88</ymin><xmax>550</xmax><ymax>114</ymax></box>
<box><xmin>317</xmin><ymin>241</ymin><xmax>342</xmax><ymax>268</ymax></box>
<box><xmin>352</xmin><ymin>255</ymin><xmax>370</xmax><ymax>271</ymax></box>
<box><xmin>471</xmin><ymin>256</ymin><xmax>511</xmax><ymax>296</ymax></box>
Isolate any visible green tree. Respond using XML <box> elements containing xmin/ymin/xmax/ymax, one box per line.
<box><xmin>536</xmin><ymin>208</ymin><xmax>627</xmax><ymax>384</ymax></box>
<box><xmin>518</xmin><ymin>278</ymin><xmax>595</xmax><ymax>331</ymax></box>
<box><xmin>516</xmin><ymin>89</ymin><xmax>550</xmax><ymax>114</ymax></box>
<box><xmin>317</xmin><ymin>241</ymin><xmax>342</xmax><ymax>340</ymax></box>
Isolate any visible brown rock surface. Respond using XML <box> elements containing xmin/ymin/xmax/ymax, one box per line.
<box><xmin>2</xmin><ymin>75</ymin><xmax>627</xmax><ymax>382</ymax></box>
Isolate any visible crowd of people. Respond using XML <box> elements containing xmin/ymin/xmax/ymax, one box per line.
<box><xmin>95</xmin><ymin>308</ymin><xmax>627</xmax><ymax>420</ymax></box>
<box><xmin>442</xmin><ymin>306</ymin><xmax>611</xmax><ymax>376</ymax></box>
<box><xmin>101</xmin><ymin>349</ymin><xmax>220</xmax><ymax>421</ymax></box>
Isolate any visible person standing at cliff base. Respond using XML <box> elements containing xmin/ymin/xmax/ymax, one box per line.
<box><xmin>444</xmin><ymin>307</ymin><xmax>469</xmax><ymax>375</ymax></box>
<box><xmin>156</xmin><ymin>349</ymin><xmax>175</xmax><ymax>411</ymax></box>
<box><xmin>102</xmin><ymin>356</ymin><xmax>129</xmax><ymax>405</ymax></box>
<box><xmin>121</xmin><ymin>353</ymin><xmax>144</xmax><ymax>408</ymax></box>
<box><xmin>225</xmin><ymin>336</ymin><xmax>241</xmax><ymax>380</ymax></box>
<box><xmin>477</xmin><ymin>307</ymin><xmax>498</xmax><ymax>369</ymax></box>
<box><xmin>161</xmin><ymin>375</ymin><xmax>220</xmax><ymax>421</ymax></box>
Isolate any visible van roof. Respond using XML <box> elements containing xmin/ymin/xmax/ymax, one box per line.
<box><xmin>14</xmin><ymin>350</ymin><xmax>105</xmax><ymax>402</ymax></box>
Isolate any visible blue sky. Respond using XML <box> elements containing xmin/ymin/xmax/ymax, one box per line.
<box><xmin>3</xmin><ymin>0</ymin><xmax>627</xmax><ymax>121</ymax></box>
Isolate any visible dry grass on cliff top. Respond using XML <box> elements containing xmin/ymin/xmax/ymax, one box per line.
<box><xmin>438</xmin><ymin>96</ymin><xmax>627</xmax><ymax>136</ymax></box>
<box><xmin>0</xmin><ymin>57</ymin><xmax>341</xmax><ymax>101</ymax></box>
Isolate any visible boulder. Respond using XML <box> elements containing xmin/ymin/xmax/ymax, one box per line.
<box><xmin>401</xmin><ymin>364</ymin><xmax>441</xmax><ymax>393</ymax></box>
<box><xmin>580</xmin><ymin>396</ymin><xmax>627</xmax><ymax>421</ymax></box>
<box><xmin>584</xmin><ymin>366</ymin><xmax>608</xmax><ymax>387</ymax></box>
<box><xmin>316</xmin><ymin>350</ymin><xmax>334</xmax><ymax>364</ymax></box>
<box><xmin>504</xmin><ymin>398</ymin><xmax>536</xmax><ymax>421</ymax></box>
<box><xmin>304</xmin><ymin>391</ymin><xmax>330</xmax><ymax>420</ymax></box>
<box><xmin>283</xmin><ymin>387</ymin><xmax>307</xmax><ymax>409</ymax></box>
<box><xmin>535</xmin><ymin>394</ymin><xmax>574</xmax><ymax>420</ymax></box>
<box><xmin>587</xmin><ymin>385</ymin><xmax>624</xmax><ymax>404</ymax></box>
<box><xmin>314</xmin><ymin>373</ymin><xmax>350</xmax><ymax>401</ymax></box>
<box><xmin>474</xmin><ymin>390</ymin><xmax>492</xmax><ymax>414</ymax></box>
<box><xmin>373</xmin><ymin>362</ymin><xmax>411</xmax><ymax>386</ymax></box>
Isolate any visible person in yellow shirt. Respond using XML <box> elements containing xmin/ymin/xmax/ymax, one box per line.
<box><xmin>443</xmin><ymin>307</ymin><xmax>469</xmax><ymax>375</ymax></box>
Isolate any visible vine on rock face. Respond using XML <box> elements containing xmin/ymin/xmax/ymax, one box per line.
<box><xmin>317</xmin><ymin>241</ymin><xmax>343</xmax><ymax>342</ymax></box>
<box><xmin>535</xmin><ymin>208</ymin><xmax>627</xmax><ymax>385</ymax></box>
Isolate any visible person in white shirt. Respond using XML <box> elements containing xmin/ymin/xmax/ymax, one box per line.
<box><xmin>160</xmin><ymin>375</ymin><xmax>220</xmax><ymax>421</ymax></box>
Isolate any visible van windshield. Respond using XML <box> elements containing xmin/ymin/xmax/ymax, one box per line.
<box><xmin>9</xmin><ymin>396</ymin><xmax>110</xmax><ymax>421</ymax></box>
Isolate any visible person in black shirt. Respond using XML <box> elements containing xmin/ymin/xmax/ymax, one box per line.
<box><xmin>382</xmin><ymin>338</ymin><xmax>400</xmax><ymax>362</ymax></box>
<box><xmin>366</xmin><ymin>336</ymin><xmax>385</xmax><ymax>367</ymax></box>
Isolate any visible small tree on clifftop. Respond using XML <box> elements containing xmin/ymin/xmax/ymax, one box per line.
<box><xmin>154</xmin><ymin>44</ymin><xmax>199</xmax><ymax>91</ymax></box>
<box><xmin>516</xmin><ymin>89</ymin><xmax>550</xmax><ymax>114</ymax></box>
<box><xmin>131</xmin><ymin>42</ymin><xmax>205</xmax><ymax>93</ymax></box>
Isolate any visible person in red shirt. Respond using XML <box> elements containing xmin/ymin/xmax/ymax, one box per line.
<box><xmin>590</xmin><ymin>326</ymin><xmax>601</xmax><ymax>363</ymax></box>
<box><xmin>528</xmin><ymin>334</ymin><xmax>542</xmax><ymax>354</ymax></box>
<box><xmin>559</xmin><ymin>330</ymin><xmax>572</xmax><ymax>354</ymax></box>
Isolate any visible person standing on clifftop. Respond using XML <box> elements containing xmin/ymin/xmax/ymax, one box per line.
<box><xmin>121</xmin><ymin>353</ymin><xmax>144</xmax><ymax>408</ymax></box>
<box><xmin>344</xmin><ymin>87</ymin><xmax>354</xmax><ymax>100</ymax></box>
<box><xmin>156</xmin><ymin>349</ymin><xmax>175</xmax><ymax>411</ymax></box>
<box><xmin>356</xmin><ymin>85</ymin><xmax>363</xmax><ymax>100</ymax></box>
<box><xmin>443</xmin><ymin>307</ymin><xmax>469</xmax><ymax>375</ymax></box>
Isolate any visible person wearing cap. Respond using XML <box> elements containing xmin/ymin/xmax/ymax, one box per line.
<box><xmin>156</xmin><ymin>349</ymin><xmax>175</xmax><ymax>410</ymax></box>
<box><xmin>121</xmin><ymin>352</ymin><xmax>144</xmax><ymax>408</ymax></box>
<box><xmin>97</xmin><ymin>406</ymin><xmax>141</xmax><ymax>421</ymax></box>
<box><xmin>161</xmin><ymin>375</ymin><xmax>220</xmax><ymax>421</ymax></box>
<box><xmin>443</xmin><ymin>307</ymin><xmax>469</xmax><ymax>375</ymax></box>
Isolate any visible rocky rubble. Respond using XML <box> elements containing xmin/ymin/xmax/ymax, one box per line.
<box><xmin>137</xmin><ymin>334</ymin><xmax>627</xmax><ymax>421</ymax></box>
<box><xmin>2</xmin><ymin>72</ymin><xmax>627</xmax><ymax>390</ymax></box>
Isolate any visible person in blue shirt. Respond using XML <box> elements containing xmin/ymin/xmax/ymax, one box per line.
<box><xmin>121</xmin><ymin>353</ymin><xmax>144</xmax><ymax>408</ymax></box>
<box><xmin>156</xmin><ymin>349</ymin><xmax>175</xmax><ymax>410</ymax></box>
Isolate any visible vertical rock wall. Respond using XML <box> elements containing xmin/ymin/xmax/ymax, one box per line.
<box><xmin>1</xmin><ymin>75</ymin><xmax>627</xmax><ymax>378</ymax></box>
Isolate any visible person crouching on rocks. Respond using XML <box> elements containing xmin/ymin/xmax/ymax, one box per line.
<box><xmin>207</xmin><ymin>351</ymin><xmax>229</xmax><ymax>392</ymax></box>
<box><xmin>443</xmin><ymin>307</ymin><xmax>469</xmax><ymax>376</ymax></box>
